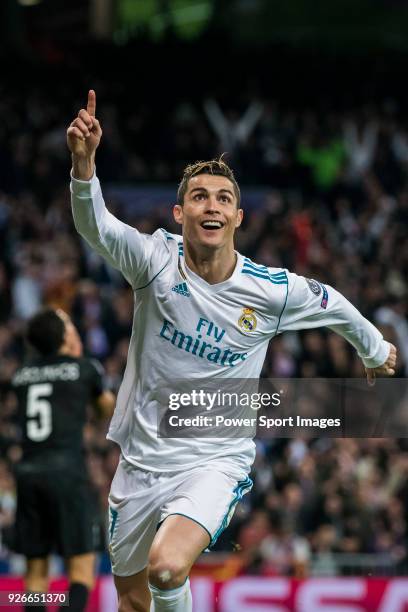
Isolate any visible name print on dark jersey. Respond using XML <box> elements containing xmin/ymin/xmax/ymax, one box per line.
<box><xmin>12</xmin><ymin>355</ymin><xmax>103</xmax><ymax>466</ymax></box>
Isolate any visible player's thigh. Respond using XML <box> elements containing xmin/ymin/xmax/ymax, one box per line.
<box><xmin>66</xmin><ymin>552</ymin><xmax>96</xmax><ymax>590</ymax></box>
<box><xmin>148</xmin><ymin>467</ymin><xmax>252</xmax><ymax>586</ymax></box>
<box><xmin>108</xmin><ymin>460</ymin><xmax>162</xmax><ymax>577</ymax></box>
<box><xmin>161</xmin><ymin>466</ymin><xmax>253</xmax><ymax>551</ymax></box>
<box><xmin>149</xmin><ymin>514</ymin><xmax>210</xmax><ymax>579</ymax></box>
<box><xmin>114</xmin><ymin>567</ymin><xmax>150</xmax><ymax>612</ymax></box>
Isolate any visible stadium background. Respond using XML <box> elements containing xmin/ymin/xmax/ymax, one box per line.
<box><xmin>1</xmin><ymin>0</ymin><xmax>408</xmax><ymax>609</ymax></box>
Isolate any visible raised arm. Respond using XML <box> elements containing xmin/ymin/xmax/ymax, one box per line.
<box><xmin>67</xmin><ymin>91</ymin><xmax>167</xmax><ymax>289</ymax></box>
<box><xmin>277</xmin><ymin>273</ymin><xmax>397</xmax><ymax>385</ymax></box>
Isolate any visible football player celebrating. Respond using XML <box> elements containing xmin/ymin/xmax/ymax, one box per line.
<box><xmin>67</xmin><ymin>91</ymin><xmax>396</xmax><ymax>612</ymax></box>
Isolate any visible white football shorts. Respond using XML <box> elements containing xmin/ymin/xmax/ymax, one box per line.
<box><xmin>108</xmin><ymin>455</ymin><xmax>253</xmax><ymax>576</ymax></box>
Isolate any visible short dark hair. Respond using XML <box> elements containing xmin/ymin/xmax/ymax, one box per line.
<box><xmin>177</xmin><ymin>155</ymin><xmax>241</xmax><ymax>207</ymax></box>
<box><xmin>26</xmin><ymin>308</ymin><xmax>65</xmax><ymax>356</ymax></box>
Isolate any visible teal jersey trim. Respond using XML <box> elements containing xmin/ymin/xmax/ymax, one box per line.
<box><xmin>242</xmin><ymin>269</ymin><xmax>288</xmax><ymax>284</ymax></box>
<box><xmin>210</xmin><ymin>476</ymin><xmax>253</xmax><ymax>547</ymax></box>
<box><xmin>109</xmin><ymin>507</ymin><xmax>118</xmax><ymax>541</ymax></box>
<box><xmin>135</xmin><ymin>258</ymin><xmax>170</xmax><ymax>291</ymax></box>
<box><xmin>159</xmin><ymin>228</ymin><xmax>183</xmax><ymax>256</ymax></box>
<box><xmin>242</xmin><ymin>258</ymin><xmax>288</xmax><ymax>285</ymax></box>
<box><xmin>243</xmin><ymin>258</ymin><xmax>286</xmax><ymax>275</ymax></box>
<box><xmin>243</xmin><ymin>257</ymin><xmax>264</xmax><ymax>268</ymax></box>
<box><xmin>160</xmin><ymin>228</ymin><xmax>175</xmax><ymax>241</ymax></box>
<box><xmin>274</xmin><ymin>279</ymin><xmax>289</xmax><ymax>337</ymax></box>
<box><xmin>160</xmin><ymin>228</ymin><xmax>183</xmax><ymax>253</ymax></box>
<box><xmin>161</xmin><ymin>512</ymin><xmax>212</xmax><ymax>547</ymax></box>
<box><xmin>270</xmin><ymin>273</ymin><xmax>288</xmax><ymax>279</ymax></box>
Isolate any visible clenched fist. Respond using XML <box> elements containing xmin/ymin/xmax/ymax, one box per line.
<box><xmin>67</xmin><ymin>90</ymin><xmax>102</xmax><ymax>180</ymax></box>
<box><xmin>365</xmin><ymin>342</ymin><xmax>397</xmax><ymax>386</ymax></box>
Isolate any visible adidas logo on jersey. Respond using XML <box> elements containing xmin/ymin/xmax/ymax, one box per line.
<box><xmin>171</xmin><ymin>282</ymin><xmax>190</xmax><ymax>297</ymax></box>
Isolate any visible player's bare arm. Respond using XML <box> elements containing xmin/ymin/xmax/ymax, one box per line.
<box><xmin>94</xmin><ymin>390</ymin><xmax>116</xmax><ymax>418</ymax></box>
<box><xmin>67</xmin><ymin>90</ymin><xmax>102</xmax><ymax>180</ymax></box>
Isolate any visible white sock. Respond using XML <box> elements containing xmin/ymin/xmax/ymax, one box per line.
<box><xmin>149</xmin><ymin>577</ymin><xmax>192</xmax><ymax>612</ymax></box>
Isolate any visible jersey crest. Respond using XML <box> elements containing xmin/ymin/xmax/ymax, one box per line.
<box><xmin>238</xmin><ymin>307</ymin><xmax>257</xmax><ymax>332</ymax></box>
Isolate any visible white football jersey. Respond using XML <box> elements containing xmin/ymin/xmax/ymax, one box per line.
<box><xmin>71</xmin><ymin>175</ymin><xmax>390</xmax><ymax>472</ymax></box>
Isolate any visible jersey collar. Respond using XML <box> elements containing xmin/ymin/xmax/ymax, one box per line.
<box><xmin>180</xmin><ymin>252</ymin><xmax>244</xmax><ymax>294</ymax></box>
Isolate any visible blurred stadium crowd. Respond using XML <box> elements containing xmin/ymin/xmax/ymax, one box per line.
<box><xmin>0</xmin><ymin>78</ymin><xmax>408</xmax><ymax>577</ymax></box>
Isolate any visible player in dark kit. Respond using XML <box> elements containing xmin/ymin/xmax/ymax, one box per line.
<box><xmin>11</xmin><ymin>308</ymin><xmax>115</xmax><ymax>612</ymax></box>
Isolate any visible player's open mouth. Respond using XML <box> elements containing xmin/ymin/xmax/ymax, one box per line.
<box><xmin>200</xmin><ymin>220</ymin><xmax>224</xmax><ymax>230</ymax></box>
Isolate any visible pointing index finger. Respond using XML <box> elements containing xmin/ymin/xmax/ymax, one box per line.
<box><xmin>87</xmin><ymin>89</ymin><xmax>96</xmax><ymax>117</ymax></box>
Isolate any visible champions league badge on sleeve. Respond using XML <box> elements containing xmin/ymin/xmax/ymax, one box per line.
<box><xmin>306</xmin><ymin>278</ymin><xmax>328</xmax><ymax>309</ymax></box>
<box><xmin>306</xmin><ymin>278</ymin><xmax>322</xmax><ymax>296</ymax></box>
<box><xmin>320</xmin><ymin>285</ymin><xmax>328</xmax><ymax>309</ymax></box>
<box><xmin>238</xmin><ymin>307</ymin><xmax>257</xmax><ymax>332</ymax></box>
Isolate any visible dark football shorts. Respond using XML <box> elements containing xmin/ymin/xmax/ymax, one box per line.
<box><xmin>14</xmin><ymin>464</ymin><xmax>99</xmax><ymax>559</ymax></box>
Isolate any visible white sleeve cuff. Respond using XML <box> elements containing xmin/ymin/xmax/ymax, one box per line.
<box><xmin>360</xmin><ymin>340</ymin><xmax>390</xmax><ymax>368</ymax></box>
<box><xmin>70</xmin><ymin>170</ymin><xmax>100</xmax><ymax>198</ymax></box>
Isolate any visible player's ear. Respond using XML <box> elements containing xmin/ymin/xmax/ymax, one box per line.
<box><xmin>173</xmin><ymin>204</ymin><xmax>183</xmax><ymax>225</ymax></box>
<box><xmin>235</xmin><ymin>208</ymin><xmax>243</xmax><ymax>228</ymax></box>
